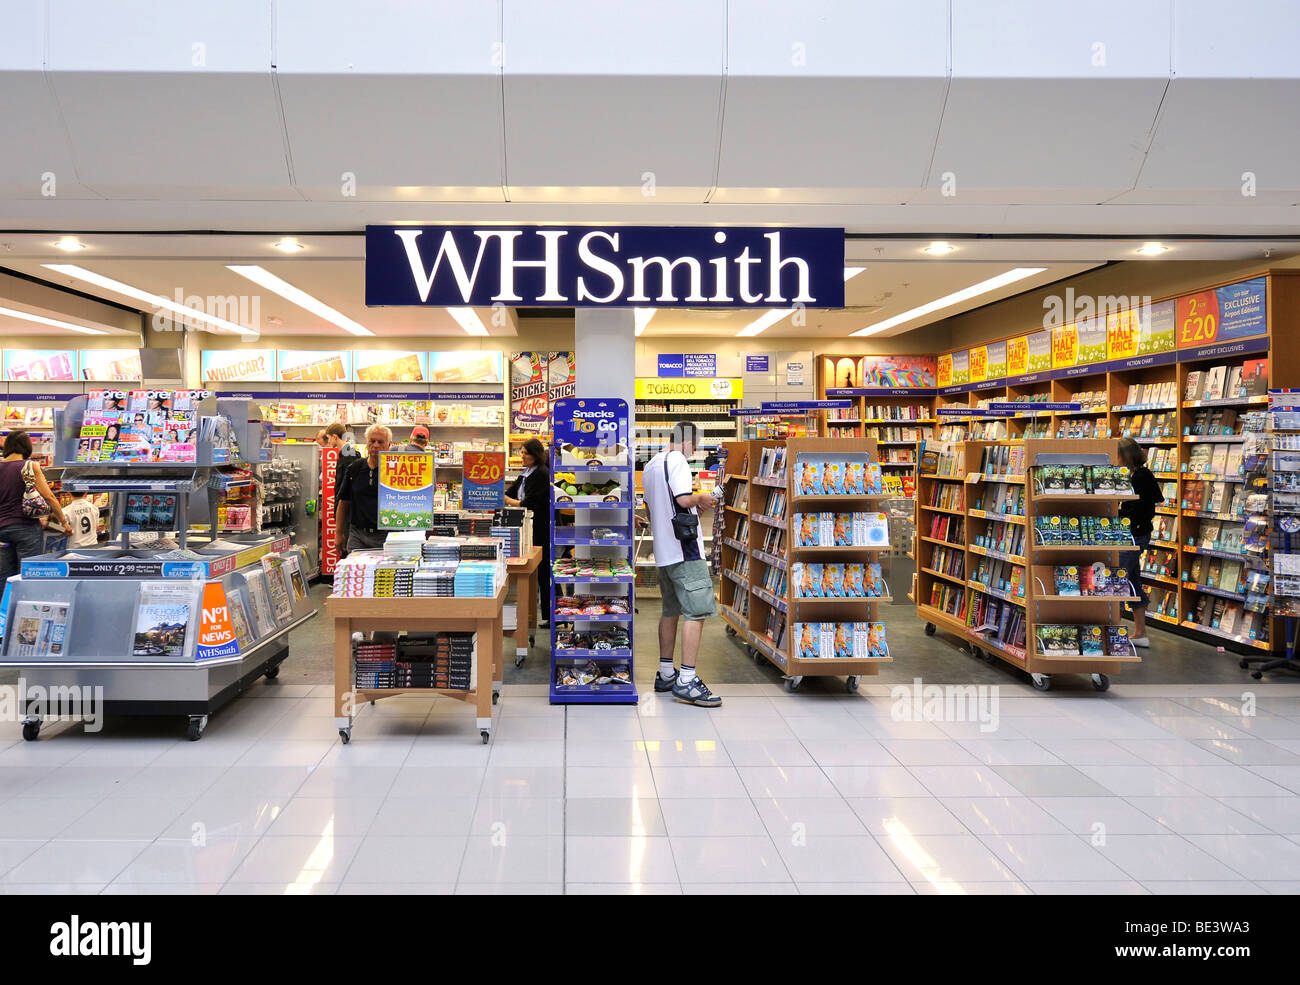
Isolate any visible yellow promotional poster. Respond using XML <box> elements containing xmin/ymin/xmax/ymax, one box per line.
<box><xmin>969</xmin><ymin>345</ymin><xmax>988</xmax><ymax>383</ymax></box>
<box><xmin>634</xmin><ymin>378</ymin><xmax>741</xmax><ymax>400</ymax></box>
<box><xmin>1106</xmin><ymin>309</ymin><xmax>1141</xmax><ymax>360</ymax></box>
<box><xmin>937</xmin><ymin>353</ymin><xmax>953</xmax><ymax>388</ymax></box>
<box><xmin>1051</xmin><ymin>326</ymin><xmax>1078</xmax><ymax>369</ymax></box>
<box><xmin>378</xmin><ymin>452</ymin><xmax>434</xmax><ymax>529</ymax></box>
<box><xmin>1006</xmin><ymin>336</ymin><xmax>1029</xmax><ymax>376</ymax></box>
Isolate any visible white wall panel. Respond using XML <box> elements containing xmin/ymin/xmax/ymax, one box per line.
<box><xmin>1173</xmin><ymin>0</ymin><xmax>1300</xmax><ymax>78</ymax></box>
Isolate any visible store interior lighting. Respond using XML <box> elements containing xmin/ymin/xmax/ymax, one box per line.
<box><xmin>226</xmin><ymin>265</ymin><xmax>373</xmax><ymax>336</ymax></box>
<box><xmin>445</xmin><ymin>308</ymin><xmax>489</xmax><ymax>335</ymax></box>
<box><xmin>43</xmin><ymin>264</ymin><xmax>259</xmax><ymax>336</ymax></box>
<box><xmin>850</xmin><ymin>267</ymin><xmax>1047</xmax><ymax>337</ymax></box>
<box><xmin>737</xmin><ymin>266</ymin><xmax>867</xmax><ymax>337</ymax></box>
<box><xmin>0</xmin><ymin>304</ymin><xmax>106</xmax><ymax>335</ymax></box>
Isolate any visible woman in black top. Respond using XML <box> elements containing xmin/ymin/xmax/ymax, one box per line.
<box><xmin>505</xmin><ymin>437</ymin><xmax>553</xmax><ymax>624</ymax></box>
<box><xmin>1117</xmin><ymin>436</ymin><xmax>1164</xmax><ymax>647</ymax></box>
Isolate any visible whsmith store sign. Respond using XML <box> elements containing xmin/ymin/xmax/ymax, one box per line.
<box><xmin>365</xmin><ymin>225</ymin><xmax>845</xmax><ymax>308</ymax></box>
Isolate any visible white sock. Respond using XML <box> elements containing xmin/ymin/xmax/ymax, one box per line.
<box><xmin>678</xmin><ymin>665</ymin><xmax>697</xmax><ymax>685</ymax></box>
<box><xmin>659</xmin><ymin>660</ymin><xmax>676</xmax><ymax>679</ymax></box>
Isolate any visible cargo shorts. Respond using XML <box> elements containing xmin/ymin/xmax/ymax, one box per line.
<box><xmin>660</xmin><ymin>559</ymin><xmax>717</xmax><ymax>620</ymax></box>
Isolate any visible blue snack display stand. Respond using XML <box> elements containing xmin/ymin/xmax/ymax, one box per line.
<box><xmin>549</xmin><ymin>397</ymin><xmax>637</xmax><ymax>704</ymax></box>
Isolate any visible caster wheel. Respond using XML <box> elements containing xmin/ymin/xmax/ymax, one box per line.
<box><xmin>845</xmin><ymin>676</ymin><xmax>860</xmax><ymax>693</ymax></box>
<box><xmin>529</xmin><ymin>635</ymin><xmax>536</xmax><ymax>647</ymax></box>
<box><xmin>785</xmin><ymin>676</ymin><xmax>802</xmax><ymax>692</ymax></box>
<box><xmin>21</xmin><ymin>721</ymin><xmax>40</xmax><ymax>742</ymax></box>
<box><xmin>480</xmin><ymin>730</ymin><xmax>490</xmax><ymax>744</ymax></box>
<box><xmin>1031</xmin><ymin>674</ymin><xmax>1052</xmax><ymax>692</ymax></box>
<box><xmin>186</xmin><ymin>715</ymin><xmax>208</xmax><ymax>741</ymax></box>
<box><xmin>725</xmin><ymin>625</ymin><xmax>737</xmax><ymax>638</ymax></box>
<box><xmin>1239</xmin><ymin>659</ymin><xmax>1250</xmax><ymax>669</ymax></box>
<box><xmin>1252</xmin><ymin>671</ymin><xmax>1263</xmax><ymax>680</ymax></box>
<box><xmin>492</xmin><ymin>691</ymin><xmax>500</xmax><ymax>706</ymax></box>
<box><xmin>1091</xmin><ymin>673</ymin><xmax>1111</xmax><ymax>692</ymax></box>
<box><xmin>515</xmin><ymin>654</ymin><xmax>526</xmax><ymax>668</ymax></box>
<box><xmin>924</xmin><ymin>622</ymin><xmax>936</xmax><ymax>637</ymax></box>
<box><xmin>970</xmin><ymin>646</ymin><xmax>984</xmax><ymax>661</ymax></box>
<box><xmin>984</xmin><ymin>649</ymin><xmax>999</xmax><ymax>664</ymax></box>
<box><xmin>264</xmin><ymin>664</ymin><xmax>280</xmax><ymax>680</ymax></box>
<box><xmin>339</xmin><ymin>728</ymin><xmax>351</xmax><ymax>744</ymax></box>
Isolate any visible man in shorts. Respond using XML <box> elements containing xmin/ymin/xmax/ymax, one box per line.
<box><xmin>641</xmin><ymin>421</ymin><xmax>722</xmax><ymax>707</ymax></box>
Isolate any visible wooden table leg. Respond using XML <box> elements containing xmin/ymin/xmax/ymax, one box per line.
<box><xmin>476</xmin><ymin>617</ymin><xmax>495</xmax><ymax>740</ymax></box>
<box><xmin>334</xmin><ymin>617</ymin><xmax>353</xmax><ymax>736</ymax></box>
<box><xmin>514</xmin><ymin>571</ymin><xmax>531</xmax><ymax>662</ymax></box>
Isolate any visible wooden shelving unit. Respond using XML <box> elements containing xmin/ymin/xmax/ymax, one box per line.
<box><xmin>717</xmin><ymin>436</ymin><xmax>893</xmax><ymax>691</ymax></box>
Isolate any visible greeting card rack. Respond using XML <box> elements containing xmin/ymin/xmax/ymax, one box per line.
<box><xmin>549</xmin><ymin>397</ymin><xmax>637</xmax><ymax>704</ymax></box>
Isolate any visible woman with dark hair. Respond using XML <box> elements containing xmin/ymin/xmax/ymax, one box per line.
<box><xmin>1117</xmin><ymin>435</ymin><xmax>1164</xmax><ymax>648</ymax></box>
<box><xmin>0</xmin><ymin>431</ymin><xmax>68</xmax><ymax>584</ymax></box>
<box><xmin>505</xmin><ymin>437</ymin><xmax>553</xmax><ymax>624</ymax></box>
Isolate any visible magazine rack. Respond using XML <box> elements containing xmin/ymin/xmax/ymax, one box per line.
<box><xmin>0</xmin><ymin>536</ymin><xmax>315</xmax><ymax>740</ymax></box>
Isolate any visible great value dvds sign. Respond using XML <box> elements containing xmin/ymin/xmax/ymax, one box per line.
<box><xmin>320</xmin><ymin>448</ymin><xmax>340</xmax><ymax>576</ymax></box>
<box><xmin>366</xmin><ymin>225</ymin><xmax>845</xmax><ymax>308</ymax></box>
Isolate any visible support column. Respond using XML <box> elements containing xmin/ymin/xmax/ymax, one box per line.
<box><xmin>574</xmin><ymin>308</ymin><xmax>636</xmax><ymax>412</ymax></box>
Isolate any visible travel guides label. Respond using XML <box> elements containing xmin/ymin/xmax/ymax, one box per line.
<box><xmin>378</xmin><ymin>452</ymin><xmax>434</xmax><ymax>529</ymax></box>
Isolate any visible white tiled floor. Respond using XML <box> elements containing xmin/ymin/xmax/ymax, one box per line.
<box><xmin>1</xmin><ymin>681</ymin><xmax>1299</xmax><ymax>894</ymax></box>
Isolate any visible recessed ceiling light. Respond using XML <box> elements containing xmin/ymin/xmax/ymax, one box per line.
<box><xmin>1136</xmin><ymin>242</ymin><xmax>1169</xmax><ymax>256</ymax></box>
<box><xmin>54</xmin><ymin>237</ymin><xmax>86</xmax><ymax>252</ymax></box>
<box><xmin>226</xmin><ymin>265</ymin><xmax>372</xmax><ymax>336</ymax></box>
<box><xmin>843</xmin><ymin>266</ymin><xmax>866</xmax><ymax>281</ymax></box>
<box><xmin>42</xmin><ymin>264</ymin><xmax>258</xmax><ymax>336</ymax></box>
<box><xmin>922</xmin><ymin>241</ymin><xmax>956</xmax><ymax>256</ymax></box>
<box><xmin>274</xmin><ymin>238</ymin><xmax>305</xmax><ymax>253</ymax></box>
<box><xmin>0</xmin><ymin>304</ymin><xmax>106</xmax><ymax>335</ymax></box>
<box><xmin>851</xmin><ymin>267</ymin><xmax>1047</xmax><ymax>337</ymax></box>
<box><xmin>736</xmin><ymin>309</ymin><xmax>792</xmax><ymax>338</ymax></box>
<box><xmin>445</xmin><ymin>308</ymin><xmax>489</xmax><ymax>336</ymax></box>
<box><xmin>634</xmin><ymin>308</ymin><xmax>655</xmax><ymax>336</ymax></box>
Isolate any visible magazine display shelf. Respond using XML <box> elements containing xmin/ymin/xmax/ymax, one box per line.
<box><xmin>721</xmin><ymin>436</ymin><xmax>893</xmax><ymax>692</ymax></box>
<box><xmin>328</xmin><ymin>584</ymin><xmax>504</xmax><ymax>745</ymax></box>
<box><xmin>0</xmin><ymin>536</ymin><xmax>316</xmax><ymax>740</ymax></box>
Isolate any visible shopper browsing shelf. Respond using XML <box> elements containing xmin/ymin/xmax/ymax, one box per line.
<box><xmin>401</xmin><ymin>425</ymin><xmax>431</xmax><ymax>453</ymax></box>
<box><xmin>0</xmin><ymin>431</ymin><xmax>69</xmax><ymax>584</ymax></box>
<box><xmin>505</xmin><ymin>437</ymin><xmax>552</xmax><ymax>622</ymax></box>
<box><xmin>642</xmin><ymin>422</ymin><xmax>722</xmax><ymax>707</ymax></box>
<box><xmin>315</xmin><ymin>428</ymin><xmax>328</xmax><ymax>447</ymax></box>
<box><xmin>335</xmin><ymin>424</ymin><xmax>393</xmax><ymax>556</ymax></box>
<box><xmin>1117</xmin><ymin>435</ymin><xmax>1164</xmax><ymax>648</ymax></box>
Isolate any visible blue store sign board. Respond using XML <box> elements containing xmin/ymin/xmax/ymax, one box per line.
<box><xmin>366</xmin><ymin>225</ymin><xmax>845</xmax><ymax>308</ymax></box>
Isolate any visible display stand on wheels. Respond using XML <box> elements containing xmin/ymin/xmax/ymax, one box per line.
<box><xmin>549</xmin><ymin>397</ymin><xmax>636</xmax><ymax>703</ymax></box>
<box><xmin>329</xmin><ymin>584</ymin><xmax>504</xmax><ymax>744</ymax></box>
<box><xmin>0</xmin><ymin>394</ymin><xmax>315</xmax><ymax>741</ymax></box>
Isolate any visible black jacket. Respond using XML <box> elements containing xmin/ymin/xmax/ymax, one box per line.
<box><xmin>506</xmin><ymin>465</ymin><xmax>551</xmax><ymax>540</ymax></box>
<box><xmin>1119</xmin><ymin>465</ymin><xmax>1164</xmax><ymax>539</ymax></box>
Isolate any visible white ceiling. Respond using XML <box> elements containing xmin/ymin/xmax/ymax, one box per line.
<box><xmin>1</xmin><ymin>1</ymin><xmax>1299</xmax><ymax>235</ymax></box>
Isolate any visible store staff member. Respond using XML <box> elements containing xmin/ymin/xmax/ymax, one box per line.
<box><xmin>335</xmin><ymin>424</ymin><xmax>392</xmax><ymax>556</ymax></box>
<box><xmin>504</xmin><ymin>437</ymin><xmax>552</xmax><ymax>624</ymax></box>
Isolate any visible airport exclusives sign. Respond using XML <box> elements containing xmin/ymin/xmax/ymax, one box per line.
<box><xmin>365</xmin><ymin>225</ymin><xmax>845</xmax><ymax>309</ymax></box>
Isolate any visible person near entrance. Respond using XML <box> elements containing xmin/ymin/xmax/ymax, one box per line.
<box><xmin>1117</xmin><ymin>436</ymin><xmax>1164</xmax><ymax>648</ymax></box>
<box><xmin>642</xmin><ymin>422</ymin><xmax>722</xmax><ymax>707</ymax></box>
<box><xmin>335</xmin><ymin>424</ymin><xmax>393</xmax><ymax>556</ymax></box>
<box><xmin>401</xmin><ymin>425</ymin><xmax>431</xmax><ymax>453</ymax></box>
<box><xmin>505</xmin><ymin>437</ymin><xmax>553</xmax><ymax>625</ymax></box>
<box><xmin>0</xmin><ymin>431</ymin><xmax>69</xmax><ymax>584</ymax></box>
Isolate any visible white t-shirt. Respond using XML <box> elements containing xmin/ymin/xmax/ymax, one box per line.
<box><xmin>62</xmin><ymin>498</ymin><xmax>99</xmax><ymax>548</ymax></box>
<box><xmin>642</xmin><ymin>450</ymin><xmax>705</xmax><ymax>567</ymax></box>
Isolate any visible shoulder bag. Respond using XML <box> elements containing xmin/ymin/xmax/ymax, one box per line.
<box><xmin>661</xmin><ymin>452</ymin><xmax>699</xmax><ymax>543</ymax></box>
<box><xmin>20</xmin><ymin>460</ymin><xmax>52</xmax><ymax>519</ymax></box>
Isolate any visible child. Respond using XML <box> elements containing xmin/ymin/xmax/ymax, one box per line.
<box><xmin>60</xmin><ymin>491</ymin><xmax>100</xmax><ymax>549</ymax></box>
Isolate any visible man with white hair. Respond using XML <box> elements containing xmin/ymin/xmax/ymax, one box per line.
<box><xmin>335</xmin><ymin>424</ymin><xmax>392</xmax><ymax>555</ymax></box>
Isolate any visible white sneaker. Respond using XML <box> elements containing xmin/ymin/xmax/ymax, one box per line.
<box><xmin>1131</xmin><ymin>636</ymin><xmax>1151</xmax><ymax>648</ymax></box>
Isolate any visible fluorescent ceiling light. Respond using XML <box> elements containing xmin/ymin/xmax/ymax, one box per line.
<box><xmin>634</xmin><ymin>308</ymin><xmax>655</xmax><ymax>336</ymax></box>
<box><xmin>844</xmin><ymin>266</ymin><xmax>866</xmax><ymax>280</ymax></box>
<box><xmin>43</xmin><ymin>264</ymin><xmax>258</xmax><ymax>336</ymax></box>
<box><xmin>922</xmin><ymin>241</ymin><xmax>956</xmax><ymax>256</ymax></box>
<box><xmin>445</xmin><ymin>308</ymin><xmax>489</xmax><ymax>336</ymax></box>
<box><xmin>274</xmin><ymin>238</ymin><xmax>305</xmax><ymax>253</ymax></box>
<box><xmin>737</xmin><ymin>308</ymin><xmax>791</xmax><ymax>338</ymax></box>
<box><xmin>850</xmin><ymin>267</ymin><xmax>1047</xmax><ymax>338</ymax></box>
<box><xmin>54</xmin><ymin>237</ymin><xmax>86</xmax><ymax>252</ymax></box>
<box><xmin>226</xmin><ymin>265</ymin><xmax>372</xmax><ymax>336</ymax></box>
<box><xmin>0</xmin><ymin>304</ymin><xmax>106</xmax><ymax>335</ymax></box>
<box><xmin>1136</xmin><ymin>242</ymin><xmax>1168</xmax><ymax>256</ymax></box>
